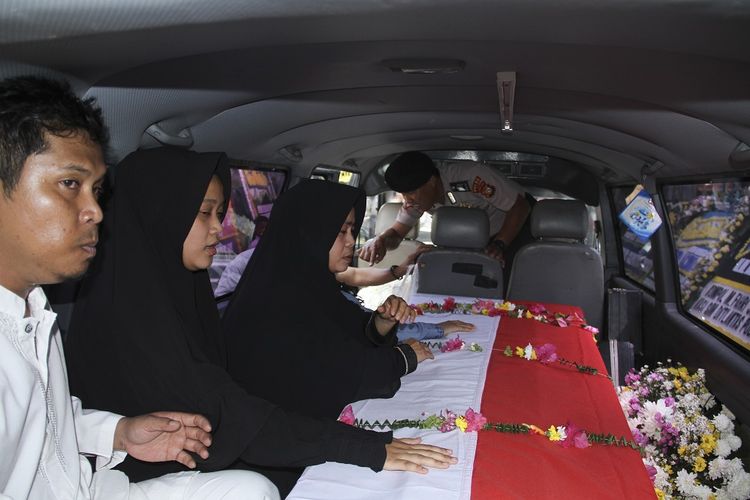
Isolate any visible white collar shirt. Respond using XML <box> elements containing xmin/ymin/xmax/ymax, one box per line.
<box><xmin>0</xmin><ymin>284</ymin><xmax>126</xmax><ymax>500</ymax></box>
<box><xmin>395</xmin><ymin>161</ymin><xmax>524</xmax><ymax>237</ymax></box>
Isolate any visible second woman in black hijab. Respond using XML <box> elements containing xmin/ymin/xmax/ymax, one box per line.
<box><xmin>65</xmin><ymin>148</ymin><xmax>455</xmax><ymax>497</ymax></box>
<box><xmin>222</xmin><ymin>180</ymin><xmax>433</xmax><ymax>420</ymax></box>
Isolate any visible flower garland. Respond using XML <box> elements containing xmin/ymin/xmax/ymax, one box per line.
<box><xmin>410</xmin><ymin>297</ymin><xmax>599</xmax><ymax>340</ymax></box>
<box><xmin>502</xmin><ymin>342</ymin><xmax>610</xmax><ymax>379</ymax></box>
<box><xmin>618</xmin><ymin>362</ymin><xmax>750</xmax><ymax>499</ymax></box>
<box><xmin>424</xmin><ymin>335</ymin><xmax>483</xmax><ymax>353</ymax></box>
<box><xmin>338</xmin><ymin>405</ymin><xmax>640</xmax><ymax>451</ymax></box>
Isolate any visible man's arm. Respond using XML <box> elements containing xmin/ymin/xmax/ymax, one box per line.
<box><xmin>486</xmin><ymin>193</ymin><xmax>531</xmax><ymax>261</ymax></box>
<box><xmin>341</xmin><ymin>244</ymin><xmax>432</xmax><ymax>286</ymax></box>
<box><xmin>358</xmin><ymin>221</ymin><xmax>413</xmax><ymax>264</ymax></box>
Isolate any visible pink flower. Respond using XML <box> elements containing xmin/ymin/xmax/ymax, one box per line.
<box><xmin>583</xmin><ymin>325</ymin><xmax>599</xmax><ymax>335</ymax></box>
<box><xmin>439</xmin><ymin>410</ymin><xmax>457</xmax><ymax>432</ymax></box>
<box><xmin>624</xmin><ymin>370</ymin><xmax>640</xmax><ymax>385</ymax></box>
<box><xmin>536</xmin><ymin>343</ymin><xmax>558</xmax><ymax>364</ymax></box>
<box><xmin>338</xmin><ymin>404</ymin><xmax>355</xmax><ymax>426</ymax></box>
<box><xmin>555</xmin><ymin>316</ymin><xmax>569</xmax><ymax>328</ymax></box>
<box><xmin>443</xmin><ymin>297</ymin><xmax>456</xmax><ymax>312</ymax></box>
<box><xmin>561</xmin><ymin>421</ymin><xmax>590</xmax><ymax>449</ymax></box>
<box><xmin>464</xmin><ymin>408</ymin><xmax>487</xmax><ymax>432</ymax></box>
<box><xmin>529</xmin><ymin>303</ymin><xmax>546</xmax><ymax>315</ymax></box>
<box><xmin>441</xmin><ymin>336</ymin><xmax>465</xmax><ymax>353</ymax></box>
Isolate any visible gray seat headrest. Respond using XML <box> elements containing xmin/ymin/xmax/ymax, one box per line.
<box><xmin>531</xmin><ymin>199</ymin><xmax>588</xmax><ymax>240</ymax></box>
<box><xmin>375</xmin><ymin>202</ymin><xmax>419</xmax><ymax>239</ymax></box>
<box><xmin>431</xmin><ymin>206</ymin><xmax>489</xmax><ymax>249</ymax></box>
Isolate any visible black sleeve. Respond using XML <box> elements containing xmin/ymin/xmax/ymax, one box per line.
<box><xmin>364</xmin><ymin>312</ymin><xmax>398</xmax><ymax>346</ymax></box>
<box><xmin>244</xmin><ymin>406</ymin><xmax>392</xmax><ymax>471</ymax></box>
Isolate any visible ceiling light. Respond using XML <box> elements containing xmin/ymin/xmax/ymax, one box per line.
<box><xmin>382</xmin><ymin>58</ymin><xmax>465</xmax><ymax>74</ymax></box>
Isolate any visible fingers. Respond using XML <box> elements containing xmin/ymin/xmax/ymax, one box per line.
<box><xmin>439</xmin><ymin>320</ymin><xmax>477</xmax><ymax>334</ymax></box>
<box><xmin>379</xmin><ymin>296</ymin><xmax>415</xmax><ymax>323</ymax></box>
<box><xmin>174</xmin><ymin>449</ymin><xmax>198</xmax><ymax>469</ymax></box>
<box><xmin>146</xmin><ymin>415</ymin><xmax>181</xmax><ymax>433</ymax></box>
<box><xmin>182</xmin><ymin>437</ymin><xmax>210</xmax><ymax>460</ymax></box>
<box><xmin>360</xmin><ymin>239</ymin><xmax>385</xmax><ymax>264</ymax></box>
<box><xmin>185</xmin><ymin>425</ymin><xmax>212</xmax><ymax>448</ymax></box>
<box><xmin>406</xmin><ymin>340</ymin><xmax>433</xmax><ymax>362</ymax></box>
<box><xmin>391</xmin><ymin>438</ymin><xmax>455</xmax><ymax>458</ymax></box>
<box><xmin>153</xmin><ymin>412</ymin><xmax>212</xmax><ymax>433</ymax></box>
<box><xmin>383</xmin><ymin>439</ymin><xmax>458</xmax><ymax>473</ymax></box>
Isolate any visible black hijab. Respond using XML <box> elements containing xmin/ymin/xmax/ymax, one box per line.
<box><xmin>222</xmin><ymin>180</ymin><xmax>407</xmax><ymax>419</ymax></box>
<box><xmin>66</xmin><ymin>150</ymin><xmax>392</xmax><ymax>489</ymax></box>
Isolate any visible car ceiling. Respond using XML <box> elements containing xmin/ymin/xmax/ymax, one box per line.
<box><xmin>2</xmin><ymin>0</ymin><xmax>750</xmax><ymax>193</ymax></box>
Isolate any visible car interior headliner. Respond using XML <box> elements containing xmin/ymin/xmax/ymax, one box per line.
<box><xmin>1</xmin><ymin>0</ymin><xmax>749</xmax><ymax>197</ymax></box>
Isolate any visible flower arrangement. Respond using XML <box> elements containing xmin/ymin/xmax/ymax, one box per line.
<box><xmin>501</xmin><ymin>342</ymin><xmax>609</xmax><ymax>379</ymax></box>
<box><xmin>411</xmin><ymin>297</ymin><xmax>599</xmax><ymax>340</ymax></box>
<box><xmin>424</xmin><ymin>335</ymin><xmax>483</xmax><ymax>353</ymax></box>
<box><xmin>338</xmin><ymin>405</ymin><xmax>639</xmax><ymax>451</ymax></box>
<box><xmin>618</xmin><ymin>362</ymin><xmax>750</xmax><ymax>499</ymax></box>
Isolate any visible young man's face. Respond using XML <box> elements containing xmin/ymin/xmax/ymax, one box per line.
<box><xmin>0</xmin><ymin>133</ymin><xmax>106</xmax><ymax>296</ymax></box>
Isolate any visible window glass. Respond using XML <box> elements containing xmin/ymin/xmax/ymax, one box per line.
<box><xmin>613</xmin><ymin>186</ymin><xmax>656</xmax><ymax>291</ymax></box>
<box><xmin>210</xmin><ymin>167</ymin><xmax>286</xmax><ymax>296</ymax></box>
<box><xmin>663</xmin><ymin>180</ymin><xmax>750</xmax><ymax>350</ymax></box>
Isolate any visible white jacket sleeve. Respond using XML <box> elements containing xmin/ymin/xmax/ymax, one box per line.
<box><xmin>72</xmin><ymin>396</ymin><xmax>128</xmax><ymax>470</ymax></box>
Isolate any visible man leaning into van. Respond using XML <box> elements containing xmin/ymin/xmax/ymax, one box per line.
<box><xmin>359</xmin><ymin>151</ymin><xmax>535</xmax><ymax>278</ymax></box>
<box><xmin>0</xmin><ymin>76</ymin><xmax>278</xmax><ymax>500</ymax></box>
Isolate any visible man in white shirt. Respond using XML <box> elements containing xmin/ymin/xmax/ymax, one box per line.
<box><xmin>359</xmin><ymin>151</ymin><xmax>535</xmax><ymax>287</ymax></box>
<box><xmin>0</xmin><ymin>76</ymin><xmax>278</xmax><ymax>499</ymax></box>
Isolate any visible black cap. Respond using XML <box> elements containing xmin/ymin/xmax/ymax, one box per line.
<box><xmin>384</xmin><ymin>152</ymin><xmax>439</xmax><ymax>193</ymax></box>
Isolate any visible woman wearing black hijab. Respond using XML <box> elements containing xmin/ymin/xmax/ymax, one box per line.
<box><xmin>65</xmin><ymin>148</ymin><xmax>455</xmax><ymax>497</ymax></box>
<box><xmin>222</xmin><ymin>180</ymin><xmax>433</xmax><ymax>420</ymax></box>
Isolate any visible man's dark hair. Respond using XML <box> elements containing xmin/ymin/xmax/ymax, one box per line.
<box><xmin>0</xmin><ymin>76</ymin><xmax>109</xmax><ymax>196</ymax></box>
<box><xmin>384</xmin><ymin>151</ymin><xmax>439</xmax><ymax>193</ymax></box>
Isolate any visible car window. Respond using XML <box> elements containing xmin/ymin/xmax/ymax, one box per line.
<box><xmin>210</xmin><ymin>166</ymin><xmax>286</xmax><ymax>294</ymax></box>
<box><xmin>612</xmin><ymin>186</ymin><xmax>656</xmax><ymax>291</ymax></box>
<box><xmin>663</xmin><ymin>180</ymin><xmax>750</xmax><ymax>351</ymax></box>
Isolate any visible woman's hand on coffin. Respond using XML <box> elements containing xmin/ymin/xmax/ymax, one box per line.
<box><xmin>383</xmin><ymin>437</ymin><xmax>457</xmax><ymax>473</ymax></box>
<box><xmin>437</xmin><ymin>320</ymin><xmax>476</xmax><ymax>336</ymax></box>
<box><xmin>405</xmin><ymin>338</ymin><xmax>434</xmax><ymax>363</ymax></box>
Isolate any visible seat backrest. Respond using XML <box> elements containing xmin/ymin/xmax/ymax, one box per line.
<box><xmin>374</xmin><ymin>202</ymin><xmax>419</xmax><ymax>239</ymax></box>
<box><xmin>417</xmin><ymin>206</ymin><xmax>503</xmax><ymax>298</ymax></box>
<box><xmin>506</xmin><ymin>199</ymin><xmax>604</xmax><ymax>327</ymax></box>
<box><xmin>359</xmin><ymin>202</ymin><xmax>422</xmax><ymax>269</ymax></box>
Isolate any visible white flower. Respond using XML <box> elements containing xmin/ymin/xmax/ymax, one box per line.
<box><xmin>691</xmin><ymin>483</ymin><xmax>714</xmax><ymax>499</ymax></box>
<box><xmin>709</xmin><ymin>457</ymin><xmax>745</xmax><ymax>481</ymax></box>
<box><xmin>523</xmin><ymin>343</ymin><xmax>534</xmax><ymax>360</ymax></box>
<box><xmin>716</xmin><ymin>439</ymin><xmax>733</xmax><ymax>458</ymax></box>
<box><xmin>648</xmin><ymin>460</ymin><xmax>671</xmax><ymax>492</ymax></box>
<box><xmin>641</xmin><ymin>399</ymin><xmax>674</xmax><ymax>437</ymax></box>
<box><xmin>713</xmin><ymin>414</ymin><xmax>733</xmax><ymax>434</ymax></box>
<box><xmin>726</xmin><ymin>471</ymin><xmax>750</xmax><ymax>500</ymax></box>
<box><xmin>726</xmin><ymin>435</ymin><xmax>742</xmax><ymax>452</ymax></box>
<box><xmin>676</xmin><ymin>469</ymin><xmax>698</xmax><ymax>496</ymax></box>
